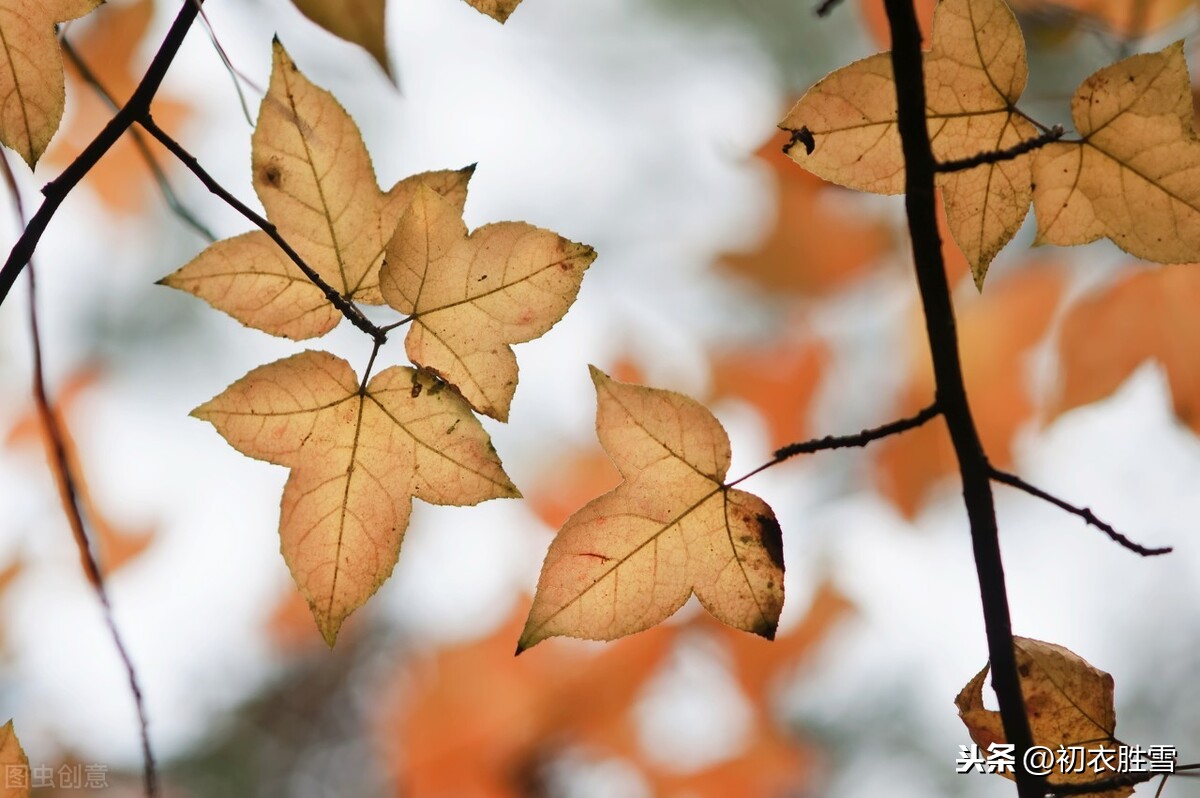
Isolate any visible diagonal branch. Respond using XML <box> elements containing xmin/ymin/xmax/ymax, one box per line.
<box><xmin>136</xmin><ymin>114</ymin><xmax>386</xmax><ymax>342</ymax></box>
<box><xmin>0</xmin><ymin>0</ymin><xmax>207</xmax><ymax>310</ymax></box>
<box><xmin>881</xmin><ymin>1</ymin><xmax>1042</xmax><ymax>795</ymax></box>
<box><xmin>58</xmin><ymin>37</ymin><xmax>217</xmax><ymax>243</ymax></box>
<box><xmin>990</xmin><ymin>467</ymin><xmax>1172</xmax><ymax>556</ymax></box>
<box><xmin>0</xmin><ymin>154</ymin><xmax>158</xmax><ymax>798</ymax></box>
<box><xmin>936</xmin><ymin>125</ymin><xmax>1065</xmax><ymax>173</ymax></box>
<box><xmin>727</xmin><ymin>402</ymin><xmax>939</xmax><ymax>486</ymax></box>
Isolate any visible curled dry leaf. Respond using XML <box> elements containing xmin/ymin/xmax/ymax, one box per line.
<box><xmin>463</xmin><ymin>0</ymin><xmax>523</xmax><ymax>23</ymax></box>
<box><xmin>0</xmin><ymin>0</ymin><xmax>101</xmax><ymax>166</ymax></box>
<box><xmin>380</xmin><ymin>185</ymin><xmax>594</xmax><ymax>421</ymax></box>
<box><xmin>0</xmin><ymin>720</ymin><xmax>29</xmax><ymax>798</ymax></box>
<box><xmin>519</xmin><ymin>368</ymin><xmax>785</xmax><ymax>651</ymax></box>
<box><xmin>290</xmin><ymin>0</ymin><xmax>389</xmax><ymax>76</ymax></box>
<box><xmin>1056</xmin><ymin>264</ymin><xmax>1200</xmax><ymax>434</ymax></box>
<box><xmin>781</xmin><ymin>0</ymin><xmax>1036</xmax><ymax>286</ymax></box>
<box><xmin>161</xmin><ymin>41</ymin><xmax>473</xmax><ymax>339</ymax></box>
<box><xmin>1032</xmin><ymin>43</ymin><xmax>1200</xmax><ymax>263</ymax></box>
<box><xmin>193</xmin><ymin>350</ymin><xmax>519</xmax><ymax>645</ymax></box>
<box><xmin>956</xmin><ymin>637</ymin><xmax>1133</xmax><ymax>797</ymax></box>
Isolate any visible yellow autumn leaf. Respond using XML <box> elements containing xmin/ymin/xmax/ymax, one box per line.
<box><xmin>0</xmin><ymin>720</ymin><xmax>29</xmax><ymax>798</ymax></box>
<box><xmin>160</xmin><ymin>167</ymin><xmax>473</xmax><ymax>340</ymax></box>
<box><xmin>518</xmin><ymin>367</ymin><xmax>784</xmax><ymax>651</ymax></box>
<box><xmin>1032</xmin><ymin>42</ymin><xmax>1200</xmax><ymax>263</ymax></box>
<box><xmin>780</xmin><ymin>0</ymin><xmax>1037</xmax><ymax>286</ymax></box>
<box><xmin>956</xmin><ymin>637</ymin><xmax>1133</xmax><ymax>797</ymax></box>
<box><xmin>380</xmin><ymin>185</ymin><xmax>595</xmax><ymax>421</ymax></box>
<box><xmin>290</xmin><ymin>0</ymin><xmax>389</xmax><ymax>76</ymax></box>
<box><xmin>193</xmin><ymin>350</ymin><xmax>519</xmax><ymax>646</ymax></box>
<box><xmin>250</xmin><ymin>40</ymin><xmax>409</xmax><ymax>307</ymax></box>
<box><xmin>0</xmin><ymin>0</ymin><xmax>81</xmax><ymax>166</ymax></box>
<box><xmin>45</xmin><ymin>0</ymin><xmax>101</xmax><ymax>23</ymax></box>
<box><xmin>463</xmin><ymin>0</ymin><xmax>523</xmax><ymax>23</ymax></box>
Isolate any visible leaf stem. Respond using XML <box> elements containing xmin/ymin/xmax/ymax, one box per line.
<box><xmin>136</xmin><ymin>114</ymin><xmax>387</xmax><ymax>343</ymax></box>
<box><xmin>359</xmin><ymin>338</ymin><xmax>384</xmax><ymax>393</ymax></box>
<box><xmin>726</xmin><ymin>403</ymin><xmax>939</xmax><ymax>487</ymax></box>
<box><xmin>0</xmin><ymin>153</ymin><xmax>157</xmax><ymax>798</ymax></box>
<box><xmin>0</xmin><ymin>0</ymin><xmax>207</xmax><ymax>310</ymax></box>
<box><xmin>882</xmin><ymin>0</ymin><xmax>1042</xmax><ymax>795</ymax></box>
<box><xmin>989</xmin><ymin>467</ymin><xmax>1172</xmax><ymax>556</ymax></box>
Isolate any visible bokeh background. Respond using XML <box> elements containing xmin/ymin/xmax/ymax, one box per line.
<box><xmin>2</xmin><ymin>0</ymin><xmax>1200</xmax><ymax>795</ymax></box>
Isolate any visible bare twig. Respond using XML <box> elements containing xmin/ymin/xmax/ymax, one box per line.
<box><xmin>935</xmin><ymin>126</ymin><xmax>1066</xmax><ymax>173</ymax></box>
<box><xmin>136</xmin><ymin>114</ymin><xmax>387</xmax><ymax>342</ymax></box>
<box><xmin>727</xmin><ymin>403</ymin><xmax>940</xmax><ymax>487</ymax></box>
<box><xmin>58</xmin><ymin>38</ymin><xmax>217</xmax><ymax>243</ymax></box>
<box><xmin>0</xmin><ymin>154</ymin><xmax>158</xmax><ymax>798</ymax></box>
<box><xmin>0</xmin><ymin>0</ymin><xmax>207</xmax><ymax>309</ymax></box>
<box><xmin>990</xmin><ymin>468</ymin><xmax>1172</xmax><ymax>556</ymax></box>
<box><xmin>881</xmin><ymin>0</ymin><xmax>1042</xmax><ymax>794</ymax></box>
<box><xmin>190</xmin><ymin>0</ymin><xmax>260</xmax><ymax>125</ymax></box>
<box><xmin>815</xmin><ymin>0</ymin><xmax>846</xmax><ymax>17</ymax></box>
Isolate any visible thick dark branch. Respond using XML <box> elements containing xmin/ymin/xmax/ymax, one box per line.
<box><xmin>990</xmin><ymin>468</ymin><xmax>1172</xmax><ymax>556</ymax></box>
<box><xmin>936</xmin><ymin>126</ymin><xmax>1065</xmax><ymax>173</ymax></box>
<box><xmin>137</xmin><ymin>115</ymin><xmax>387</xmax><ymax>342</ymax></box>
<box><xmin>727</xmin><ymin>403</ymin><xmax>939</xmax><ymax>487</ymax></box>
<box><xmin>0</xmin><ymin>0</ymin><xmax>206</xmax><ymax>309</ymax></box>
<box><xmin>0</xmin><ymin>154</ymin><xmax>157</xmax><ymax>798</ymax></box>
<box><xmin>59</xmin><ymin>38</ymin><xmax>217</xmax><ymax>243</ymax></box>
<box><xmin>881</xmin><ymin>1</ymin><xmax>1042</xmax><ymax>796</ymax></box>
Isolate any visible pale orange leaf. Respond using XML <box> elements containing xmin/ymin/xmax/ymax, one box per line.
<box><xmin>519</xmin><ymin>368</ymin><xmax>784</xmax><ymax>650</ymax></box>
<box><xmin>463</xmin><ymin>0</ymin><xmax>523</xmax><ymax>23</ymax></box>
<box><xmin>782</xmin><ymin>0</ymin><xmax>1038</xmax><ymax>285</ymax></box>
<box><xmin>1009</xmin><ymin>0</ymin><xmax>1193</xmax><ymax>35</ymax></box>
<box><xmin>1032</xmin><ymin>43</ymin><xmax>1200</xmax><ymax>263</ymax></box>
<box><xmin>380</xmin><ymin>185</ymin><xmax>594</xmax><ymax>421</ymax></box>
<box><xmin>193</xmin><ymin>350</ymin><xmax>518</xmax><ymax>645</ymax></box>
<box><xmin>956</xmin><ymin>637</ymin><xmax>1132</xmax><ymax>797</ymax></box>
<box><xmin>721</xmin><ymin>136</ymin><xmax>892</xmax><ymax>295</ymax></box>
<box><xmin>0</xmin><ymin>0</ymin><xmax>70</xmax><ymax>166</ymax></box>
<box><xmin>0</xmin><ymin>721</ymin><xmax>29</xmax><ymax>798</ymax></box>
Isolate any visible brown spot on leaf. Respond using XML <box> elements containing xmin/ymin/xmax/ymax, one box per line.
<box><xmin>783</xmin><ymin>126</ymin><xmax>816</xmax><ymax>156</ymax></box>
<box><xmin>756</xmin><ymin>513</ymin><xmax>784</xmax><ymax>569</ymax></box>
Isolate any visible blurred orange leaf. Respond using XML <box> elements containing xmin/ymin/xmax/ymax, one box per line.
<box><xmin>722</xmin><ymin>135</ymin><xmax>891</xmax><ymax>295</ymax></box>
<box><xmin>710</xmin><ymin>334</ymin><xmax>827</xmax><ymax>450</ymax></box>
<box><xmin>876</xmin><ymin>267</ymin><xmax>1065</xmax><ymax>516</ymax></box>
<box><xmin>6</xmin><ymin>368</ymin><xmax>156</xmax><ymax>576</ymax></box>
<box><xmin>1008</xmin><ymin>0</ymin><xmax>1193</xmax><ymax>35</ymax></box>
<box><xmin>49</xmin><ymin>0</ymin><xmax>190</xmax><ymax>212</ymax></box>
<box><xmin>1055</xmin><ymin>264</ymin><xmax>1200</xmax><ymax>434</ymax></box>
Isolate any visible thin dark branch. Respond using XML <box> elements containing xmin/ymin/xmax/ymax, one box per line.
<box><xmin>881</xmin><ymin>0</ymin><xmax>1042</xmax><ymax>795</ymax></box>
<box><xmin>935</xmin><ymin>126</ymin><xmax>1065</xmax><ymax>173</ymax></box>
<box><xmin>0</xmin><ymin>0</ymin><xmax>206</xmax><ymax>309</ymax></box>
<box><xmin>727</xmin><ymin>403</ymin><xmax>940</xmax><ymax>487</ymax></box>
<box><xmin>58</xmin><ymin>38</ymin><xmax>217</xmax><ymax>243</ymax></box>
<box><xmin>815</xmin><ymin>0</ymin><xmax>845</xmax><ymax>17</ymax></box>
<box><xmin>137</xmin><ymin>114</ymin><xmax>387</xmax><ymax>343</ymax></box>
<box><xmin>990</xmin><ymin>468</ymin><xmax>1172</xmax><ymax>556</ymax></box>
<box><xmin>190</xmin><ymin>0</ymin><xmax>259</xmax><ymax>125</ymax></box>
<box><xmin>0</xmin><ymin>154</ymin><xmax>157</xmax><ymax>798</ymax></box>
